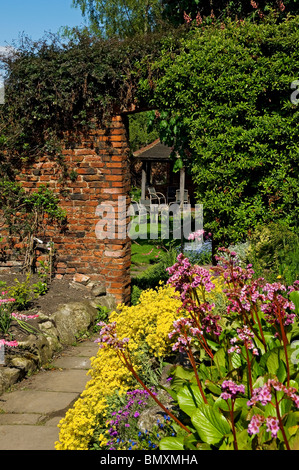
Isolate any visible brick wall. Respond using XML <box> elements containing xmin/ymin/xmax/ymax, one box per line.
<box><xmin>0</xmin><ymin>114</ymin><xmax>132</xmax><ymax>305</ymax></box>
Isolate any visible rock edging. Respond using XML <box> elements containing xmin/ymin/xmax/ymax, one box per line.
<box><xmin>0</xmin><ymin>297</ymin><xmax>115</xmax><ymax>396</ymax></box>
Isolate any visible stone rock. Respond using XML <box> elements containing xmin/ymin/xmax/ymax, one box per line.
<box><xmin>137</xmin><ymin>405</ymin><xmax>165</xmax><ymax>434</ymax></box>
<box><xmin>9</xmin><ymin>357</ymin><xmax>35</xmax><ymax>374</ymax></box>
<box><xmin>91</xmin><ymin>282</ymin><xmax>106</xmax><ymax>297</ymax></box>
<box><xmin>91</xmin><ymin>294</ymin><xmax>116</xmax><ymax>311</ymax></box>
<box><xmin>38</xmin><ymin>320</ymin><xmax>61</xmax><ymax>353</ymax></box>
<box><xmin>17</xmin><ymin>334</ymin><xmax>54</xmax><ymax>365</ymax></box>
<box><xmin>69</xmin><ymin>281</ymin><xmax>92</xmax><ymax>293</ymax></box>
<box><xmin>0</xmin><ymin>300</ymin><xmax>102</xmax><ymax>396</ymax></box>
<box><xmin>73</xmin><ymin>273</ymin><xmax>90</xmax><ymax>285</ymax></box>
<box><xmin>52</xmin><ymin>301</ymin><xmax>98</xmax><ymax>345</ymax></box>
<box><xmin>0</xmin><ymin>368</ymin><xmax>21</xmax><ymax>394</ymax></box>
<box><xmin>137</xmin><ymin>387</ymin><xmax>175</xmax><ymax>434</ymax></box>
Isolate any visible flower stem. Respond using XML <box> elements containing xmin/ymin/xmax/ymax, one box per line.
<box><xmin>228</xmin><ymin>400</ymin><xmax>238</xmax><ymax>450</ymax></box>
<box><xmin>253</xmin><ymin>304</ymin><xmax>267</xmax><ymax>352</ymax></box>
<box><xmin>187</xmin><ymin>346</ymin><xmax>208</xmax><ymax>404</ymax></box>
<box><xmin>121</xmin><ymin>352</ymin><xmax>192</xmax><ymax>435</ymax></box>
<box><xmin>274</xmin><ymin>392</ymin><xmax>290</xmax><ymax>450</ymax></box>
<box><xmin>244</xmin><ymin>345</ymin><xmax>253</xmax><ymax>397</ymax></box>
<box><xmin>276</xmin><ymin>300</ymin><xmax>290</xmax><ymax>386</ymax></box>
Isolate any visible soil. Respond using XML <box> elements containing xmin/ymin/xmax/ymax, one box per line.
<box><xmin>0</xmin><ymin>272</ymin><xmax>96</xmax><ymax>343</ymax></box>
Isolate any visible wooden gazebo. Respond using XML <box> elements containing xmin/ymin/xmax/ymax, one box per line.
<box><xmin>133</xmin><ymin>139</ymin><xmax>192</xmax><ymax>205</ymax></box>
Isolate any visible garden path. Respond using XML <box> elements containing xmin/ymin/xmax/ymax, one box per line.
<box><xmin>0</xmin><ymin>336</ymin><xmax>99</xmax><ymax>450</ymax></box>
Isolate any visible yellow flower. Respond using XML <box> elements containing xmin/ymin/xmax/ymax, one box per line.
<box><xmin>55</xmin><ymin>277</ymin><xmax>227</xmax><ymax>450</ymax></box>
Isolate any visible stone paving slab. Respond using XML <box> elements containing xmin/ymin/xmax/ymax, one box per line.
<box><xmin>18</xmin><ymin>369</ymin><xmax>91</xmax><ymax>393</ymax></box>
<box><xmin>0</xmin><ymin>337</ymin><xmax>99</xmax><ymax>451</ymax></box>
<box><xmin>0</xmin><ymin>390</ymin><xmax>79</xmax><ymax>414</ymax></box>
<box><xmin>51</xmin><ymin>356</ymin><xmax>92</xmax><ymax>370</ymax></box>
<box><xmin>58</xmin><ymin>341</ymin><xmax>99</xmax><ymax>358</ymax></box>
<box><xmin>0</xmin><ymin>413</ymin><xmax>41</xmax><ymax>425</ymax></box>
<box><xmin>0</xmin><ymin>425</ymin><xmax>60</xmax><ymax>450</ymax></box>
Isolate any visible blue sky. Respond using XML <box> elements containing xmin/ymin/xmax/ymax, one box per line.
<box><xmin>0</xmin><ymin>0</ymin><xmax>87</xmax><ymax>47</ymax></box>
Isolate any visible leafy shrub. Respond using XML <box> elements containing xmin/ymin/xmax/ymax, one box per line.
<box><xmin>246</xmin><ymin>221</ymin><xmax>299</xmax><ymax>284</ymax></box>
<box><xmin>0</xmin><ymin>180</ymin><xmax>66</xmax><ymax>273</ymax></box>
<box><xmin>7</xmin><ymin>275</ymin><xmax>36</xmax><ymax>310</ymax></box>
<box><xmin>147</xmin><ymin>15</ymin><xmax>299</xmax><ymax>246</ymax></box>
<box><xmin>132</xmin><ymin>248</ymin><xmax>178</xmax><ymax>291</ymax></box>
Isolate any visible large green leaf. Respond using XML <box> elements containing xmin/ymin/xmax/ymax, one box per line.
<box><xmin>213</xmin><ymin>347</ymin><xmax>227</xmax><ymax>374</ymax></box>
<box><xmin>191</xmin><ymin>404</ymin><xmax>231</xmax><ymax>446</ymax></box>
<box><xmin>177</xmin><ymin>384</ymin><xmax>205</xmax><ymax>417</ymax></box>
<box><xmin>159</xmin><ymin>436</ymin><xmax>185</xmax><ymax>450</ymax></box>
<box><xmin>289</xmin><ymin>429</ymin><xmax>299</xmax><ymax>450</ymax></box>
<box><xmin>290</xmin><ymin>291</ymin><xmax>299</xmax><ymax>314</ymax></box>
<box><xmin>266</xmin><ymin>347</ymin><xmax>282</xmax><ymax>375</ymax></box>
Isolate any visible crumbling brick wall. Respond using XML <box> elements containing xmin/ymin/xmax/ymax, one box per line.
<box><xmin>0</xmin><ymin>114</ymin><xmax>132</xmax><ymax>305</ymax></box>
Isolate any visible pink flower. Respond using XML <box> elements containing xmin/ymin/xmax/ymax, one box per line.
<box><xmin>95</xmin><ymin>322</ymin><xmax>129</xmax><ymax>351</ymax></box>
<box><xmin>248</xmin><ymin>414</ymin><xmax>280</xmax><ymax>439</ymax></box>
<box><xmin>11</xmin><ymin>312</ymin><xmax>39</xmax><ymax>321</ymax></box>
<box><xmin>228</xmin><ymin>326</ymin><xmax>259</xmax><ymax>356</ymax></box>
<box><xmin>266</xmin><ymin>416</ymin><xmax>280</xmax><ymax>438</ymax></box>
<box><xmin>183</xmin><ymin>11</ymin><xmax>192</xmax><ymax>23</ymax></box>
<box><xmin>248</xmin><ymin>414</ymin><xmax>264</xmax><ymax>435</ymax></box>
<box><xmin>277</xmin><ymin>0</ymin><xmax>285</xmax><ymax>12</ymax></box>
<box><xmin>167</xmin><ymin>253</ymin><xmax>215</xmax><ymax>301</ymax></box>
<box><xmin>220</xmin><ymin>380</ymin><xmax>245</xmax><ymax>399</ymax></box>
<box><xmin>247</xmin><ymin>379</ymin><xmax>299</xmax><ymax>409</ymax></box>
<box><xmin>196</xmin><ymin>12</ymin><xmax>203</xmax><ymax>25</ymax></box>
<box><xmin>0</xmin><ymin>339</ymin><xmax>18</xmax><ymax>347</ymax></box>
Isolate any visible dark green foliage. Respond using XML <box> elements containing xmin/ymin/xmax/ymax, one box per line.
<box><xmin>0</xmin><ymin>29</ymin><xmax>182</xmax><ymax>175</ymax></box>
<box><xmin>128</xmin><ymin>111</ymin><xmax>159</xmax><ymax>152</ymax></box>
<box><xmin>148</xmin><ymin>15</ymin><xmax>299</xmax><ymax>245</ymax></box>
<box><xmin>161</xmin><ymin>0</ymin><xmax>299</xmax><ymax>26</ymax></box>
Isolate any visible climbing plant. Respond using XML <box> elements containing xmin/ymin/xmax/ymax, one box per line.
<box><xmin>0</xmin><ymin>180</ymin><xmax>66</xmax><ymax>272</ymax></box>
<box><xmin>0</xmin><ymin>29</ymin><xmax>183</xmax><ymax>177</ymax></box>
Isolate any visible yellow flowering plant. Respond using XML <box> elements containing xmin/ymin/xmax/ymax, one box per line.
<box><xmin>55</xmin><ymin>283</ymin><xmax>183</xmax><ymax>450</ymax></box>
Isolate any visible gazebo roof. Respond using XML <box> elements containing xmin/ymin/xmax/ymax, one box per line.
<box><xmin>133</xmin><ymin>139</ymin><xmax>172</xmax><ymax>162</ymax></box>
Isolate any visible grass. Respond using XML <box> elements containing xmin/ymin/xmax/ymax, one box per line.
<box><xmin>131</xmin><ymin>241</ymin><xmax>162</xmax><ymax>267</ymax></box>
<box><xmin>129</xmin><ymin>214</ymin><xmax>187</xmax><ymax>270</ymax></box>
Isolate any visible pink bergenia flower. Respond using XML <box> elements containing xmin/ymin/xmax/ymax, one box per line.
<box><xmin>167</xmin><ymin>253</ymin><xmax>215</xmax><ymax>301</ymax></box>
<box><xmin>248</xmin><ymin>414</ymin><xmax>280</xmax><ymax>439</ymax></box>
<box><xmin>247</xmin><ymin>379</ymin><xmax>299</xmax><ymax>409</ymax></box>
<box><xmin>95</xmin><ymin>321</ymin><xmax>129</xmax><ymax>351</ymax></box>
<box><xmin>260</xmin><ymin>283</ymin><xmax>296</xmax><ymax>327</ymax></box>
<box><xmin>168</xmin><ymin>317</ymin><xmax>199</xmax><ymax>353</ymax></box>
<box><xmin>228</xmin><ymin>326</ymin><xmax>259</xmax><ymax>356</ymax></box>
<box><xmin>220</xmin><ymin>380</ymin><xmax>245</xmax><ymax>400</ymax></box>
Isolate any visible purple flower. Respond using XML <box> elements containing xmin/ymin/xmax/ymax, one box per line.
<box><xmin>228</xmin><ymin>326</ymin><xmax>259</xmax><ymax>356</ymax></box>
<box><xmin>248</xmin><ymin>414</ymin><xmax>264</xmax><ymax>436</ymax></box>
<box><xmin>220</xmin><ymin>380</ymin><xmax>245</xmax><ymax>400</ymax></box>
<box><xmin>247</xmin><ymin>379</ymin><xmax>299</xmax><ymax>409</ymax></box>
<box><xmin>166</xmin><ymin>254</ymin><xmax>216</xmax><ymax>301</ymax></box>
<box><xmin>94</xmin><ymin>321</ymin><xmax>130</xmax><ymax>350</ymax></box>
<box><xmin>248</xmin><ymin>414</ymin><xmax>280</xmax><ymax>439</ymax></box>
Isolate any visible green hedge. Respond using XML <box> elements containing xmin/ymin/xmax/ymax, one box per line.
<box><xmin>147</xmin><ymin>15</ymin><xmax>299</xmax><ymax>245</ymax></box>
